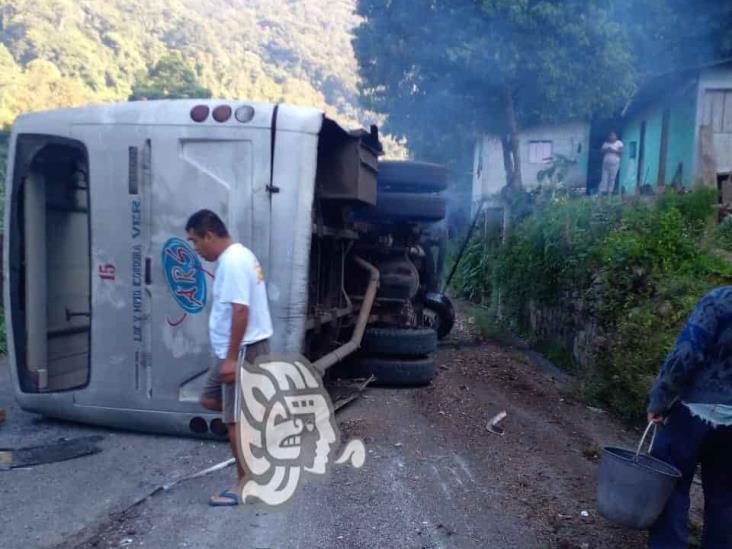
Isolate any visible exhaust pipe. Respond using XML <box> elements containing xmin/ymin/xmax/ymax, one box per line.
<box><xmin>312</xmin><ymin>256</ymin><xmax>379</xmax><ymax>375</ymax></box>
<box><xmin>189</xmin><ymin>416</ymin><xmax>208</xmax><ymax>434</ymax></box>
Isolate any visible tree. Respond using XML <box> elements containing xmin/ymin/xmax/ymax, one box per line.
<box><xmin>0</xmin><ymin>56</ymin><xmax>96</xmax><ymax>127</ymax></box>
<box><xmin>354</xmin><ymin>0</ymin><xmax>636</xmax><ymax>231</ymax></box>
<box><xmin>129</xmin><ymin>54</ymin><xmax>212</xmax><ymax>100</ymax></box>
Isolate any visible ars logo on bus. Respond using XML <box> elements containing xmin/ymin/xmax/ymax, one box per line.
<box><xmin>161</xmin><ymin>237</ymin><xmax>207</xmax><ymax>314</ymax></box>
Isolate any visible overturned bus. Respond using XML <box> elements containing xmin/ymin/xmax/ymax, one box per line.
<box><xmin>4</xmin><ymin>100</ymin><xmax>454</xmax><ymax>437</ymax></box>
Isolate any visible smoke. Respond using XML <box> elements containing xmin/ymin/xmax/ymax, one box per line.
<box><xmin>609</xmin><ymin>0</ymin><xmax>732</xmax><ymax>78</ymax></box>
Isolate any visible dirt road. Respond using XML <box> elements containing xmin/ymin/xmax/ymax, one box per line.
<box><xmin>416</xmin><ymin>320</ymin><xmax>648</xmax><ymax>548</ymax></box>
<box><xmin>1</xmin><ymin>317</ymin><xmax>653</xmax><ymax>548</ymax></box>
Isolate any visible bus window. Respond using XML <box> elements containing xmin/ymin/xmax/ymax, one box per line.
<box><xmin>10</xmin><ymin>135</ymin><xmax>91</xmax><ymax>392</ymax></box>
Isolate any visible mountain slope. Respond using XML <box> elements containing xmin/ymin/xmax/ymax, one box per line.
<box><xmin>0</xmin><ymin>0</ymin><xmax>365</xmax><ymax>127</ymax></box>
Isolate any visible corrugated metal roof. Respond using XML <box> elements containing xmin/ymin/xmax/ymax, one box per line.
<box><xmin>623</xmin><ymin>58</ymin><xmax>732</xmax><ymax>118</ymax></box>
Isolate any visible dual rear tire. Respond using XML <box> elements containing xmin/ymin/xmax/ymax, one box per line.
<box><xmin>343</xmin><ymin>161</ymin><xmax>450</xmax><ymax>386</ymax></box>
<box><xmin>355</xmin><ymin>161</ymin><xmax>449</xmax><ymax>223</ymax></box>
<box><xmin>344</xmin><ymin>327</ymin><xmax>438</xmax><ymax>386</ymax></box>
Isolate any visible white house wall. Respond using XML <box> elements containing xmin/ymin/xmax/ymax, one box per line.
<box><xmin>472</xmin><ymin>121</ymin><xmax>590</xmax><ymax>209</ymax></box>
<box><xmin>472</xmin><ymin>135</ymin><xmax>505</xmax><ymax>213</ymax></box>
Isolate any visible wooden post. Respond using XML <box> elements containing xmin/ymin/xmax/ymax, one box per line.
<box><xmin>698</xmin><ymin>125</ymin><xmax>717</xmax><ymax>187</ymax></box>
<box><xmin>657</xmin><ymin>109</ymin><xmax>670</xmax><ymax>189</ymax></box>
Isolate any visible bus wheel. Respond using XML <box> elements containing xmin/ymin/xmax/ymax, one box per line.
<box><xmin>348</xmin><ymin>356</ymin><xmax>436</xmax><ymax>387</ymax></box>
<box><xmin>423</xmin><ymin>293</ymin><xmax>455</xmax><ymax>340</ymax></box>
<box><xmin>361</xmin><ymin>327</ymin><xmax>437</xmax><ymax>357</ymax></box>
<box><xmin>377</xmin><ymin>161</ymin><xmax>448</xmax><ymax>193</ymax></box>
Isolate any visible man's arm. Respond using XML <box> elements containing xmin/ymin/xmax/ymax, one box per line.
<box><xmin>220</xmin><ymin>304</ymin><xmax>249</xmax><ymax>384</ymax></box>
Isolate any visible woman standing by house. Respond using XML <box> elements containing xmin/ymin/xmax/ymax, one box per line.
<box><xmin>599</xmin><ymin>132</ymin><xmax>623</xmax><ymax>195</ymax></box>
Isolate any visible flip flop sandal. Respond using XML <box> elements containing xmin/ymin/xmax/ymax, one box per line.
<box><xmin>208</xmin><ymin>489</ymin><xmax>240</xmax><ymax>507</ymax></box>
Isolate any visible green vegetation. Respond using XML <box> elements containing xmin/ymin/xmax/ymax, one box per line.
<box><xmin>717</xmin><ymin>216</ymin><xmax>732</xmax><ymax>252</ymax></box>
<box><xmin>464</xmin><ymin>304</ymin><xmax>513</xmax><ymax>345</ymax></box>
<box><xmin>0</xmin><ymin>0</ymin><xmax>369</xmax><ymax>128</ymax></box>
<box><xmin>129</xmin><ymin>54</ymin><xmax>211</xmax><ymax>101</ymax></box>
<box><xmin>453</xmin><ymin>189</ymin><xmax>732</xmax><ymax>420</ymax></box>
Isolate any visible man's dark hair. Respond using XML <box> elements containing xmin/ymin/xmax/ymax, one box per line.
<box><xmin>185</xmin><ymin>209</ymin><xmax>229</xmax><ymax>238</ymax></box>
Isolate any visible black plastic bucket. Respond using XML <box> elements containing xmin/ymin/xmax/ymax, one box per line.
<box><xmin>596</xmin><ymin>423</ymin><xmax>682</xmax><ymax>529</ymax></box>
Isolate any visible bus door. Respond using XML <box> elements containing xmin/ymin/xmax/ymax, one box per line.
<box><xmin>9</xmin><ymin>134</ymin><xmax>91</xmax><ymax>394</ymax></box>
<box><xmin>147</xmin><ymin>126</ymin><xmax>273</xmax><ymax>409</ymax></box>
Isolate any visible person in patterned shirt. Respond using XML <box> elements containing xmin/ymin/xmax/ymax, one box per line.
<box><xmin>646</xmin><ymin>286</ymin><xmax>732</xmax><ymax>548</ymax></box>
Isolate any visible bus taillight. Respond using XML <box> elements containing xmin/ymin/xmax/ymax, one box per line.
<box><xmin>190</xmin><ymin>105</ymin><xmax>209</xmax><ymax>122</ymax></box>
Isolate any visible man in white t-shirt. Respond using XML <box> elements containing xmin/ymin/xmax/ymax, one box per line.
<box><xmin>599</xmin><ymin>132</ymin><xmax>624</xmax><ymax>195</ymax></box>
<box><xmin>185</xmin><ymin>209</ymin><xmax>273</xmax><ymax>506</ymax></box>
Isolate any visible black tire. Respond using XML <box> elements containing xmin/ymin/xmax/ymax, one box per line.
<box><xmin>364</xmin><ymin>192</ymin><xmax>446</xmax><ymax>223</ymax></box>
<box><xmin>361</xmin><ymin>327</ymin><xmax>437</xmax><ymax>357</ymax></box>
<box><xmin>378</xmin><ymin>161</ymin><xmax>449</xmax><ymax>193</ymax></box>
<box><xmin>351</xmin><ymin>356</ymin><xmax>436</xmax><ymax>386</ymax></box>
<box><xmin>424</xmin><ymin>293</ymin><xmax>455</xmax><ymax>340</ymax></box>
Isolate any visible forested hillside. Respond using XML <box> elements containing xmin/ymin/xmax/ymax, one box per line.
<box><xmin>0</xmin><ymin>0</ymin><xmax>368</xmax><ymax>128</ymax></box>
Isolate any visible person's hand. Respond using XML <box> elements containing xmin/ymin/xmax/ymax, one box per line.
<box><xmin>219</xmin><ymin>358</ymin><xmax>238</xmax><ymax>385</ymax></box>
<box><xmin>647</xmin><ymin>411</ymin><xmax>664</xmax><ymax>424</ymax></box>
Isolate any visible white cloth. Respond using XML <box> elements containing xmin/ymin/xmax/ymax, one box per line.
<box><xmin>209</xmin><ymin>243</ymin><xmax>273</xmax><ymax>359</ymax></box>
<box><xmin>599</xmin><ymin>160</ymin><xmax>620</xmax><ymax>194</ymax></box>
<box><xmin>684</xmin><ymin>402</ymin><xmax>732</xmax><ymax>427</ymax></box>
<box><xmin>602</xmin><ymin>140</ymin><xmax>623</xmax><ymax>161</ymax></box>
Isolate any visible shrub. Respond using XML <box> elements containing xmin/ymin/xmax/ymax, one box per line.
<box><xmin>454</xmin><ymin>188</ymin><xmax>731</xmax><ymax>420</ymax></box>
<box><xmin>717</xmin><ymin>215</ymin><xmax>732</xmax><ymax>251</ymax></box>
